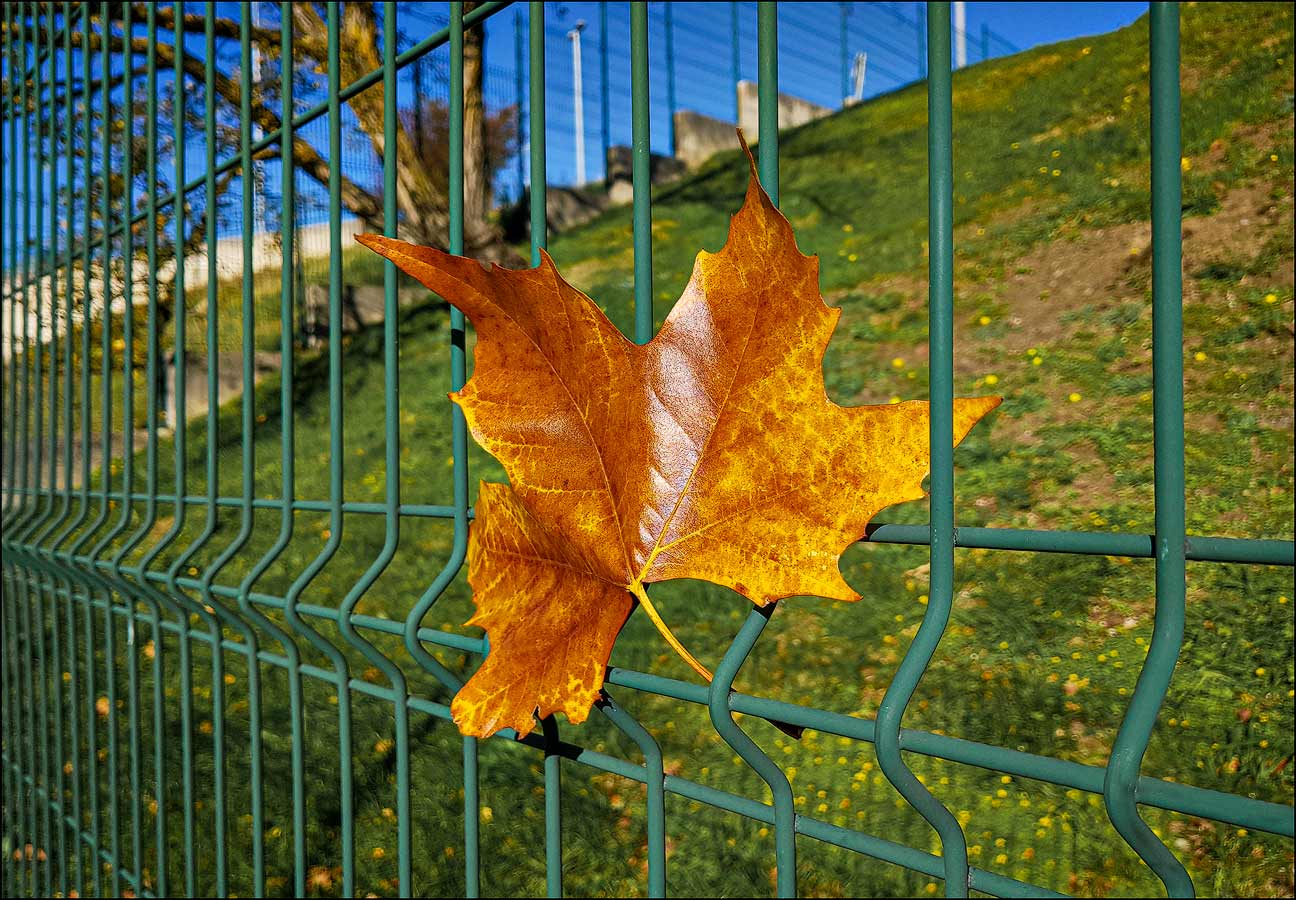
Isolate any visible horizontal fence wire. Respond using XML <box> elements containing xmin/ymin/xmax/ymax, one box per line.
<box><xmin>0</xmin><ymin>2</ymin><xmax>1293</xmax><ymax>899</ymax></box>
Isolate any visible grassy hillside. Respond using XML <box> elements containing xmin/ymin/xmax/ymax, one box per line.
<box><xmin>26</xmin><ymin>2</ymin><xmax>1294</xmax><ymax>896</ymax></box>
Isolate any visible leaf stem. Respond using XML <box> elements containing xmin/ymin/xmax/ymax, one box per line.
<box><xmin>628</xmin><ymin>581</ymin><xmax>714</xmax><ymax>683</ymax></box>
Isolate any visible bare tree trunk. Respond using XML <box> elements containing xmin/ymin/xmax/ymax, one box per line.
<box><xmin>462</xmin><ymin>1</ymin><xmax>502</xmax><ymax>260</ymax></box>
<box><xmin>288</xmin><ymin>2</ymin><xmax>516</xmax><ymax>262</ymax></box>
<box><xmin>13</xmin><ymin>3</ymin><xmax>522</xmax><ymax>274</ymax></box>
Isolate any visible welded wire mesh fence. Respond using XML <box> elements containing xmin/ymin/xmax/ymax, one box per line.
<box><xmin>1</xmin><ymin>2</ymin><xmax>1292</xmax><ymax>899</ymax></box>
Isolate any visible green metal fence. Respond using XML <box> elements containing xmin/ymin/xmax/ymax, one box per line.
<box><xmin>0</xmin><ymin>2</ymin><xmax>1292</xmax><ymax>898</ymax></box>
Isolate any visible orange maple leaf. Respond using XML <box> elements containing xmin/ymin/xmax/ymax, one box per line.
<box><xmin>358</xmin><ymin>140</ymin><xmax>1000</xmax><ymax>739</ymax></box>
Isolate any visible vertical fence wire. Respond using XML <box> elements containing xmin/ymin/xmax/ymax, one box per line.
<box><xmin>133</xmin><ymin>10</ymin><xmax>175</xmax><ymax>888</ymax></box>
<box><xmin>873</xmin><ymin>4</ymin><xmax>971</xmax><ymax>897</ymax></box>
<box><xmin>34</xmin><ymin>10</ymin><xmax>68</xmax><ymax>896</ymax></box>
<box><xmin>2</xmin><ymin>10</ymin><xmax>16</xmax><ymax>896</ymax></box>
<box><xmin>3</xmin><ymin>10</ymin><xmax>24</xmax><ymax>898</ymax></box>
<box><xmin>53</xmin><ymin>11</ymin><xmax>76</xmax><ymax>894</ymax></box>
<box><xmin>275</xmin><ymin>5</ymin><xmax>310</xmax><ymax>892</ymax></box>
<box><xmin>618</xmin><ymin>7</ymin><xmax>670</xmax><ymax>897</ymax></box>
<box><xmin>525</xmin><ymin>6</ymin><xmax>567</xmax><ymax>897</ymax></box>
<box><xmin>46</xmin><ymin>9</ymin><xmax>86</xmax><ymax>893</ymax></box>
<box><xmin>327</xmin><ymin>6</ymin><xmax>358</xmax><ymax>894</ymax></box>
<box><xmin>445</xmin><ymin>6</ymin><xmax>482</xmax><ymax>893</ymax></box>
<box><xmin>702</xmin><ymin>9</ymin><xmax>801</xmax><ymax>900</ymax></box>
<box><xmin>1101</xmin><ymin>6</ymin><xmax>1195</xmax><ymax>898</ymax></box>
<box><xmin>0</xmin><ymin>3</ymin><xmax>1292</xmax><ymax>899</ymax></box>
<box><xmin>156</xmin><ymin>4</ymin><xmax>197</xmax><ymax>889</ymax></box>
<box><xmin>31</xmin><ymin>12</ymin><xmax>55</xmax><ymax>895</ymax></box>
<box><xmin>327</xmin><ymin>3</ymin><xmax>417</xmax><ymax>894</ymax></box>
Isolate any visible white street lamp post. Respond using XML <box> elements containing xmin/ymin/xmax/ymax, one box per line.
<box><xmin>953</xmin><ymin>1</ymin><xmax>967</xmax><ymax>68</ymax></box>
<box><xmin>568</xmin><ymin>20</ymin><xmax>587</xmax><ymax>186</ymax></box>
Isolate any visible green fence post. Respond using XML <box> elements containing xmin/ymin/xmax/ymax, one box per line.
<box><xmin>70</xmin><ymin>12</ymin><xmax>98</xmax><ymax>885</ymax></box>
<box><xmin>227</xmin><ymin>5</ymin><xmax>339</xmax><ymax>897</ymax></box>
<box><xmin>757</xmin><ymin>2</ymin><xmax>778</xmax><ymax>197</ymax></box>
<box><xmin>333</xmin><ymin>4</ymin><xmax>415</xmax><ymax>895</ymax></box>
<box><xmin>327</xmin><ymin>7</ymin><xmax>358</xmax><ymax>892</ymax></box>
<box><xmin>70</xmin><ymin>13</ymin><xmax>95</xmax><ymax>890</ymax></box>
<box><xmin>154</xmin><ymin>7</ymin><xmax>198</xmax><ymax>889</ymax></box>
<box><xmin>0</xmin><ymin>4</ymin><xmax>1291</xmax><ymax>898</ymax></box>
<box><xmin>110</xmin><ymin>4</ymin><xmax>155</xmax><ymax>887</ymax></box>
<box><xmin>134</xmin><ymin>8</ymin><xmax>235</xmax><ymax>895</ymax></box>
<box><xmin>53</xmin><ymin>11</ymin><xmax>78</xmax><ymax>892</ymax></box>
<box><xmin>44</xmin><ymin>9</ymin><xmax>95</xmax><ymax>893</ymax></box>
<box><xmin>1</xmin><ymin>10</ymin><xmax>15</xmax><ymax>896</ymax></box>
<box><xmin>29</xmin><ymin>10</ymin><xmax>55</xmax><ymax>893</ymax></box>
<box><xmin>1</xmin><ymin>1</ymin><xmax>13</xmax><ymax>527</ymax></box>
<box><xmin>402</xmin><ymin>4</ymin><xmax>482</xmax><ymax>891</ymax></box>
<box><xmin>100</xmin><ymin>5</ymin><xmax>136</xmax><ymax>890</ymax></box>
<box><xmin>1</xmin><ymin>10</ymin><xmax>23</xmax><ymax>897</ymax></box>
<box><xmin>709</xmin><ymin>605</ymin><xmax>797</xmax><ymax>897</ymax></box>
<box><xmin>706</xmin><ymin>9</ymin><xmax>800</xmax><ymax>900</ymax></box>
<box><xmin>447</xmin><ymin>6</ymin><xmax>482</xmax><ymax>894</ymax></box>
<box><xmin>1101</xmin><ymin>5</ymin><xmax>1195</xmax><ymax>897</ymax></box>
<box><xmin>631</xmin><ymin>2</ymin><xmax>652</xmax><ymax>343</ymax></box>
<box><xmin>530</xmin><ymin>2</ymin><xmax>547</xmax><ymax>264</ymax></box>
<box><xmin>187</xmin><ymin>12</ymin><xmax>274</xmax><ymax>895</ymax></box>
<box><xmin>874</xmin><ymin>5</ymin><xmax>972</xmax><ymax>897</ymax></box>
<box><xmin>31</xmin><ymin>11</ymin><xmax>71</xmax><ymax>895</ymax></box>
<box><xmin>274</xmin><ymin>4</ymin><xmax>310</xmax><ymax>890</ymax></box>
<box><xmin>276</xmin><ymin>6</ymin><xmax>358</xmax><ymax>896</ymax></box>
<box><xmin>8</xmin><ymin>15</ymin><xmax>40</xmax><ymax>888</ymax></box>
<box><xmin>526</xmin><ymin>5</ymin><xmax>565</xmax><ymax>896</ymax></box>
<box><xmin>624</xmin><ymin>6</ymin><xmax>668</xmax><ymax>894</ymax></box>
<box><xmin>124</xmin><ymin>10</ymin><xmax>175</xmax><ymax>887</ymax></box>
<box><xmin>89</xmin><ymin>4</ymin><xmax>118</xmax><ymax>890</ymax></box>
<box><xmin>174</xmin><ymin>8</ymin><xmax>233</xmax><ymax>891</ymax></box>
<box><xmin>597</xmin><ymin>691</ymin><xmax>667</xmax><ymax>896</ymax></box>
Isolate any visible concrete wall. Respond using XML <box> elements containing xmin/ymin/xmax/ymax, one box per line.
<box><xmin>668</xmin><ymin>85</ymin><xmax>833</xmax><ymax>171</ymax></box>
<box><xmin>736</xmin><ymin>80</ymin><xmax>832</xmax><ymax>139</ymax></box>
<box><xmin>163</xmin><ymin>350</ymin><xmax>283</xmax><ymax>430</ymax></box>
<box><xmin>1</xmin><ymin>220</ymin><xmax>368</xmax><ymax>363</ymax></box>
<box><xmin>673</xmin><ymin>110</ymin><xmax>741</xmax><ymax>168</ymax></box>
<box><xmin>604</xmin><ymin>146</ymin><xmax>687</xmax><ymax>205</ymax></box>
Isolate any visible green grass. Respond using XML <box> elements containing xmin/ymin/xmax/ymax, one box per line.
<box><xmin>9</xmin><ymin>2</ymin><xmax>1294</xmax><ymax>896</ymax></box>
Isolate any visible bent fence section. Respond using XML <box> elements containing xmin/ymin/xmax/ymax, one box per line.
<box><xmin>1</xmin><ymin>3</ymin><xmax>1293</xmax><ymax>898</ymax></box>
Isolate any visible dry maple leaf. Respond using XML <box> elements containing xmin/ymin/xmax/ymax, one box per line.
<box><xmin>358</xmin><ymin>137</ymin><xmax>1000</xmax><ymax>739</ymax></box>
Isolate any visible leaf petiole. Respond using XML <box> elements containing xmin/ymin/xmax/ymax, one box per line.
<box><xmin>627</xmin><ymin>580</ymin><xmax>715</xmax><ymax>683</ymax></box>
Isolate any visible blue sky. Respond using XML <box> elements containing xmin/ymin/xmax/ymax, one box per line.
<box><xmin>462</xmin><ymin>2</ymin><xmax>1154</xmax><ymax>189</ymax></box>
<box><xmin>955</xmin><ymin>2</ymin><xmax>1148</xmax><ymax>51</ymax></box>
<box><xmin>3</xmin><ymin>2</ymin><xmax>1158</xmax><ymax>264</ymax></box>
